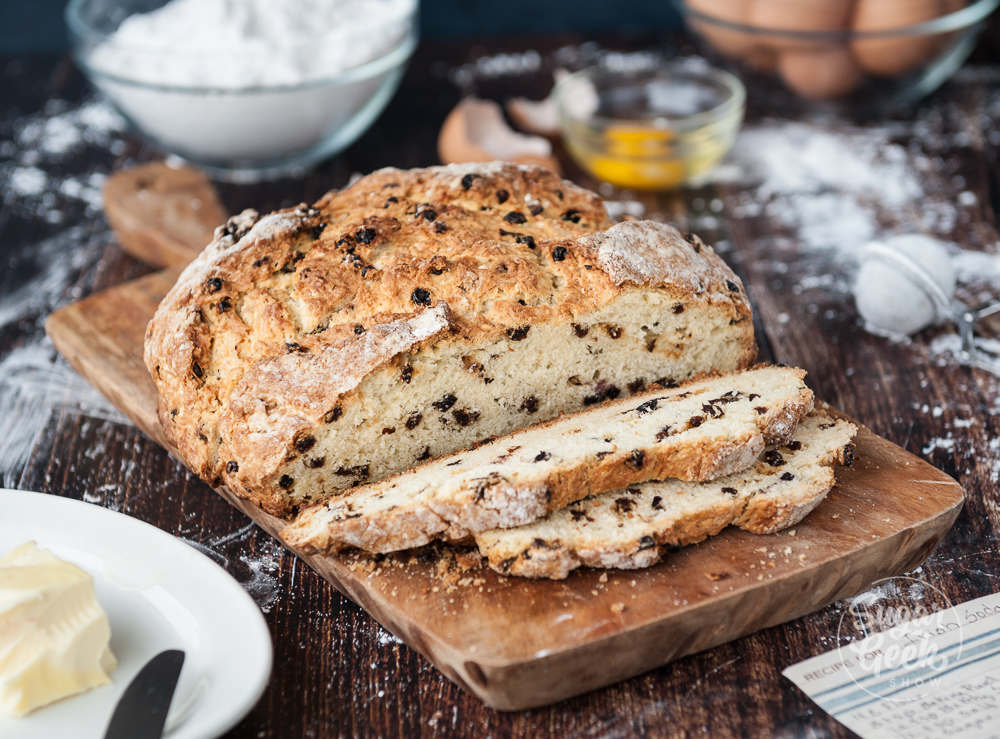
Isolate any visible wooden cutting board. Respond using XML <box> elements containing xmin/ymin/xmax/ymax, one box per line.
<box><xmin>102</xmin><ymin>162</ymin><xmax>226</xmax><ymax>268</ymax></box>
<box><xmin>45</xmin><ymin>268</ymin><xmax>965</xmax><ymax>711</ymax></box>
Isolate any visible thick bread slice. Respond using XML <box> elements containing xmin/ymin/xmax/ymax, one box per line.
<box><xmin>281</xmin><ymin>365</ymin><xmax>814</xmax><ymax>555</ymax></box>
<box><xmin>144</xmin><ymin>163</ymin><xmax>756</xmax><ymax>517</ymax></box>
<box><xmin>474</xmin><ymin>410</ymin><xmax>857</xmax><ymax>579</ymax></box>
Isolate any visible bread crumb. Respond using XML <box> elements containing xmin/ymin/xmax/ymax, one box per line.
<box><xmin>611</xmin><ymin>602</ymin><xmax>626</xmax><ymax>614</ymax></box>
<box><xmin>598</xmin><ymin>572</ymin><xmax>608</xmax><ymax>583</ymax></box>
<box><xmin>705</xmin><ymin>571</ymin><xmax>729</xmax><ymax>581</ymax></box>
<box><xmin>454</xmin><ymin>549</ymin><xmax>482</xmax><ymax>571</ymax></box>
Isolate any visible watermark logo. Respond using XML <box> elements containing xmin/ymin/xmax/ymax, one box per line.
<box><xmin>835</xmin><ymin>575</ymin><xmax>964</xmax><ymax>703</ymax></box>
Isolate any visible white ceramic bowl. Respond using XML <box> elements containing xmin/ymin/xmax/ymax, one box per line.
<box><xmin>0</xmin><ymin>490</ymin><xmax>273</xmax><ymax>738</ymax></box>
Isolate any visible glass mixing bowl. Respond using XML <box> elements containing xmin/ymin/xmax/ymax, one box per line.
<box><xmin>66</xmin><ymin>0</ymin><xmax>418</xmax><ymax>182</ymax></box>
<box><xmin>676</xmin><ymin>0</ymin><xmax>999</xmax><ymax>111</ymax></box>
<box><xmin>555</xmin><ymin>58</ymin><xmax>745</xmax><ymax>190</ymax></box>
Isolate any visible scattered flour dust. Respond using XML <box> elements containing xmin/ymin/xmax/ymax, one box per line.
<box><xmin>725</xmin><ymin>119</ymin><xmax>992</xmax><ymax>263</ymax></box>
<box><xmin>0</xmin><ymin>93</ymin><xmax>129</xmax><ymax>482</ymax></box>
<box><xmin>733</xmin><ymin>121</ymin><xmax>920</xmax><ymax>209</ymax></box>
<box><xmin>928</xmin><ymin>333</ymin><xmax>1000</xmax><ymax>364</ymax></box>
<box><xmin>377</xmin><ymin>628</ymin><xmax>403</xmax><ymax>646</ymax></box>
<box><xmin>721</xmin><ymin>115</ymin><xmax>1000</xmax><ymax>374</ymax></box>
<box><xmin>0</xmin><ymin>343</ymin><xmax>129</xmax><ymax>487</ymax></box>
<box><xmin>604</xmin><ymin>199</ymin><xmax>646</xmax><ymax>221</ymax></box>
<box><xmin>2</xmin><ymin>97</ymin><xmax>127</xmax><ymax>223</ymax></box>
<box><xmin>0</xmin><ymin>223</ymin><xmax>129</xmax><ymax>485</ymax></box>
<box><xmin>449</xmin><ymin>49</ymin><xmax>543</xmax><ymax>89</ymax></box>
<box><xmin>922</xmin><ymin>436</ymin><xmax>957</xmax><ymax>456</ymax></box>
<box><xmin>180</xmin><ymin>524</ymin><xmax>287</xmax><ymax>612</ymax></box>
<box><xmin>237</xmin><ymin>537</ymin><xmax>285</xmax><ymax>613</ymax></box>
<box><xmin>848</xmin><ymin>578</ymin><xmax>902</xmax><ymax>608</ymax></box>
<box><xmin>920</xmin><ymin>424</ymin><xmax>1000</xmax><ymax>486</ymax></box>
<box><xmin>989</xmin><ymin>437</ymin><xmax>1000</xmax><ymax>484</ymax></box>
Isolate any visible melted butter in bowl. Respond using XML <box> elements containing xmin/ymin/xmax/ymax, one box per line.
<box><xmin>556</xmin><ymin>59</ymin><xmax>745</xmax><ymax>190</ymax></box>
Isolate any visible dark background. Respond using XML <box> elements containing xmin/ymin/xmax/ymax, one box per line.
<box><xmin>0</xmin><ymin>0</ymin><xmax>684</xmax><ymax>53</ymax></box>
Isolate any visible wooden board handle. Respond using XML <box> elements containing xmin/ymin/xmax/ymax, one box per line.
<box><xmin>102</xmin><ymin>161</ymin><xmax>227</xmax><ymax>268</ymax></box>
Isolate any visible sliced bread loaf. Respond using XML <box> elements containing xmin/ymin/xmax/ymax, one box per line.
<box><xmin>280</xmin><ymin>365</ymin><xmax>814</xmax><ymax>555</ymax></box>
<box><xmin>144</xmin><ymin>163</ymin><xmax>756</xmax><ymax>517</ymax></box>
<box><xmin>474</xmin><ymin>410</ymin><xmax>857</xmax><ymax>579</ymax></box>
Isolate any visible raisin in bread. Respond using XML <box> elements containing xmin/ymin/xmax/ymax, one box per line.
<box><xmin>280</xmin><ymin>365</ymin><xmax>813</xmax><ymax>554</ymax></box>
<box><xmin>144</xmin><ymin>163</ymin><xmax>756</xmax><ymax>516</ymax></box>
<box><xmin>474</xmin><ymin>410</ymin><xmax>857</xmax><ymax>578</ymax></box>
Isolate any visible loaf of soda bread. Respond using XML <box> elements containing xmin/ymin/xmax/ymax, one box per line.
<box><xmin>280</xmin><ymin>365</ymin><xmax>813</xmax><ymax>554</ymax></box>
<box><xmin>144</xmin><ymin>163</ymin><xmax>756</xmax><ymax>516</ymax></box>
<box><xmin>474</xmin><ymin>409</ymin><xmax>857</xmax><ymax>578</ymax></box>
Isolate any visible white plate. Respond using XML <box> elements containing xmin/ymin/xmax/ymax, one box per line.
<box><xmin>0</xmin><ymin>489</ymin><xmax>273</xmax><ymax>739</ymax></box>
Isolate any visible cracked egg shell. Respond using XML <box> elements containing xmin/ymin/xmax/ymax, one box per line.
<box><xmin>438</xmin><ymin>97</ymin><xmax>561</xmax><ymax>174</ymax></box>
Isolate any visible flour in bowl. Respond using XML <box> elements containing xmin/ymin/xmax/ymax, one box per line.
<box><xmin>89</xmin><ymin>0</ymin><xmax>416</xmax><ymax>89</ymax></box>
<box><xmin>81</xmin><ymin>0</ymin><xmax>417</xmax><ymax>174</ymax></box>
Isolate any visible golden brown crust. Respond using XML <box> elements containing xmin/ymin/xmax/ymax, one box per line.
<box><xmin>220</xmin><ymin>303</ymin><xmax>454</xmax><ymax>514</ymax></box>
<box><xmin>144</xmin><ymin>163</ymin><xmax>754</xmax><ymax>514</ymax></box>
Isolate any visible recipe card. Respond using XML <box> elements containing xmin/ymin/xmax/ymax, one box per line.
<box><xmin>784</xmin><ymin>586</ymin><xmax>1000</xmax><ymax>739</ymax></box>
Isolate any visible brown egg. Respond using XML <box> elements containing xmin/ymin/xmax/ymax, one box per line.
<box><xmin>748</xmin><ymin>0</ymin><xmax>855</xmax><ymax>50</ymax></box>
<box><xmin>743</xmin><ymin>45</ymin><xmax>780</xmax><ymax>72</ymax></box>
<box><xmin>687</xmin><ymin>0</ymin><xmax>757</xmax><ymax>58</ymax></box>
<box><xmin>852</xmin><ymin>0</ymin><xmax>944</xmax><ymax>77</ymax></box>
<box><xmin>779</xmin><ymin>46</ymin><xmax>864</xmax><ymax>99</ymax></box>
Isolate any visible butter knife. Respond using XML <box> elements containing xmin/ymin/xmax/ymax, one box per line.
<box><xmin>104</xmin><ymin>650</ymin><xmax>185</xmax><ymax>739</ymax></box>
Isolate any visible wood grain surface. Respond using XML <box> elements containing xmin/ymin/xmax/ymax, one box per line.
<box><xmin>45</xmin><ymin>266</ymin><xmax>965</xmax><ymax>709</ymax></box>
<box><xmin>3</xmin><ymin>28</ymin><xmax>1000</xmax><ymax>736</ymax></box>
<box><xmin>102</xmin><ymin>161</ymin><xmax>226</xmax><ymax>268</ymax></box>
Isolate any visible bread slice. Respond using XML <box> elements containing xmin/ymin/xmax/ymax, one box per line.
<box><xmin>474</xmin><ymin>410</ymin><xmax>857</xmax><ymax>579</ymax></box>
<box><xmin>281</xmin><ymin>365</ymin><xmax>814</xmax><ymax>555</ymax></box>
<box><xmin>144</xmin><ymin>163</ymin><xmax>756</xmax><ymax>517</ymax></box>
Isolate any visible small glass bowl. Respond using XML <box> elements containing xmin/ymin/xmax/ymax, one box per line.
<box><xmin>554</xmin><ymin>58</ymin><xmax>745</xmax><ymax>190</ymax></box>
<box><xmin>677</xmin><ymin>0</ymin><xmax>999</xmax><ymax>111</ymax></box>
<box><xmin>66</xmin><ymin>0</ymin><xmax>418</xmax><ymax>182</ymax></box>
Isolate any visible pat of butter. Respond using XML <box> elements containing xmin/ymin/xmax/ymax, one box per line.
<box><xmin>0</xmin><ymin>541</ymin><xmax>117</xmax><ymax>717</ymax></box>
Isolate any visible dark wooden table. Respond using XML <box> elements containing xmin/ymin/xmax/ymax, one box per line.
<box><xmin>2</xmin><ymin>32</ymin><xmax>1000</xmax><ymax>738</ymax></box>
